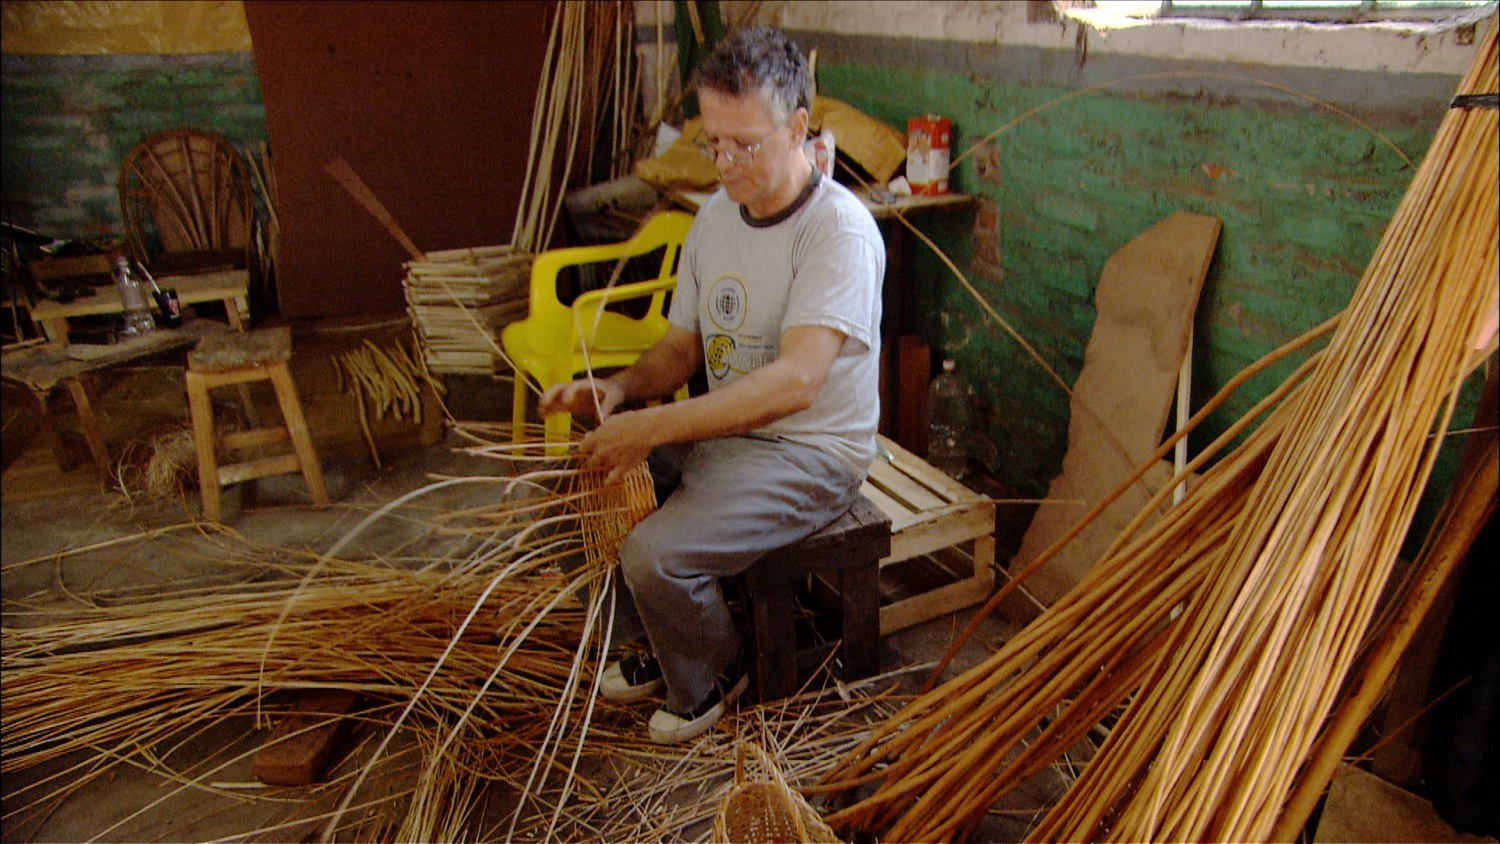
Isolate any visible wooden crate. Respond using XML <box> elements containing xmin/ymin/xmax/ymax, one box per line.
<box><xmin>861</xmin><ymin>435</ymin><xmax>996</xmax><ymax>635</ymax></box>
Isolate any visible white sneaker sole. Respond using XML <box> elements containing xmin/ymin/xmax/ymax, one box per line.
<box><xmin>647</xmin><ymin>673</ymin><xmax>749</xmax><ymax>744</ymax></box>
<box><xmin>598</xmin><ymin>660</ymin><xmax>665</xmax><ymax>702</ymax></box>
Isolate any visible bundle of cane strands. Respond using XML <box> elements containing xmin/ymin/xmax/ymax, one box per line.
<box><xmin>0</xmin><ymin>429</ymin><xmax>658</xmax><ymax>841</ymax></box>
<box><xmin>819</xmin><ymin>19</ymin><xmax>1497</xmax><ymax>843</ymax></box>
<box><xmin>2</xmin><ymin>422</ymin><xmax>911</xmax><ymax>841</ymax></box>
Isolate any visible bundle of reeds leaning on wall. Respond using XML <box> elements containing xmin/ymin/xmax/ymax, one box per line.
<box><xmin>817</xmin><ymin>20</ymin><xmax>1497</xmax><ymax>843</ymax></box>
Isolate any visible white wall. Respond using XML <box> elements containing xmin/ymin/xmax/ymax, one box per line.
<box><xmin>652</xmin><ymin>1</ymin><xmax>1494</xmax><ymax>76</ymax></box>
<box><xmin>632</xmin><ymin>1</ymin><xmax>1492</xmax><ymax>130</ymax></box>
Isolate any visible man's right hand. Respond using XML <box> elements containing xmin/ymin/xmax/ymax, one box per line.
<box><xmin>537</xmin><ymin>378</ymin><xmax>627</xmax><ymax>421</ymax></box>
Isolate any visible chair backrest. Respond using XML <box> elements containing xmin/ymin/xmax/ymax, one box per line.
<box><xmin>118</xmin><ymin>128</ymin><xmax>254</xmax><ymax>269</ymax></box>
<box><xmin>526</xmin><ymin>210</ymin><xmax>695</xmax><ymax>351</ymax></box>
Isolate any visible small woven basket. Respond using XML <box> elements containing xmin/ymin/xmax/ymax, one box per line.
<box><xmin>713</xmin><ymin>742</ymin><xmax>842</xmax><ymax>844</ymax></box>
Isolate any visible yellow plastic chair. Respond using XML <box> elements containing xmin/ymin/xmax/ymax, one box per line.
<box><xmin>502</xmin><ymin>210</ymin><xmax>695</xmax><ymax>444</ymax></box>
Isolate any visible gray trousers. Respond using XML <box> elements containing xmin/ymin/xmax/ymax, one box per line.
<box><xmin>617</xmin><ymin>435</ymin><xmax>862</xmax><ymax>711</ymax></box>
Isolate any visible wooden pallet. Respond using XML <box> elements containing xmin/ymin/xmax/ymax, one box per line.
<box><xmin>861</xmin><ymin>434</ymin><xmax>996</xmax><ymax>635</ymax></box>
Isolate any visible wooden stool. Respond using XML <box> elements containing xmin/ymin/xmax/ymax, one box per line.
<box><xmin>185</xmin><ymin>326</ymin><xmax>328</xmax><ymax>522</ymax></box>
<box><xmin>738</xmin><ymin>495</ymin><xmax>891</xmax><ymax>701</ymax></box>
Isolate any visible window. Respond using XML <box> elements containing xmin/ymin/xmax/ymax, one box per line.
<box><xmin>1087</xmin><ymin>0</ymin><xmax>1493</xmax><ymax>23</ymax></box>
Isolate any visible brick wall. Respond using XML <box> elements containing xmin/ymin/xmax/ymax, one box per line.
<box><xmin>1</xmin><ymin>52</ymin><xmax>267</xmax><ymax>240</ymax></box>
<box><xmin>801</xmin><ymin>32</ymin><xmax>1482</xmax><ymax>547</ymax></box>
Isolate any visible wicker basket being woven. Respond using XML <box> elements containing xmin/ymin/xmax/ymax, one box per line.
<box><xmin>713</xmin><ymin>742</ymin><xmax>842</xmax><ymax>844</ymax></box>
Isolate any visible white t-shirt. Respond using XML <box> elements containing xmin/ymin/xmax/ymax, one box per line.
<box><xmin>669</xmin><ymin>171</ymin><xmax>885</xmax><ymax>471</ymax></box>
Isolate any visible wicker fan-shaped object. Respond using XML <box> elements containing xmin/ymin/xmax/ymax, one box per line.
<box><xmin>714</xmin><ymin>742</ymin><xmax>842</xmax><ymax>844</ymax></box>
<box><xmin>575</xmin><ymin>459</ymin><xmax>657</xmax><ymax>569</ymax></box>
<box><xmin>119</xmin><ymin>128</ymin><xmax>254</xmax><ymax>265</ymax></box>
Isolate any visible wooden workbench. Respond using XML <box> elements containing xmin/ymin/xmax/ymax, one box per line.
<box><xmin>2</xmin><ymin>319</ymin><xmax>232</xmax><ymax>477</ymax></box>
<box><xmin>28</xmin><ymin>269</ymin><xmax>250</xmax><ymax>344</ymax></box>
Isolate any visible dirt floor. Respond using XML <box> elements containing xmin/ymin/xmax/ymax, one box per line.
<box><xmin>1</xmin><ymin>315</ymin><xmax>1486</xmax><ymax>842</ymax></box>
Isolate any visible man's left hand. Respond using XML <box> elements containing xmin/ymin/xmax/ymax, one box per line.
<box><xmin>578</xmin><ymin>409</ymin><xmax>656</xmax><ymax>484</ymax></box>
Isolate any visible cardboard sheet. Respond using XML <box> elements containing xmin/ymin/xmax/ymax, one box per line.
<box><xmin>1014</xmin><ymin>211</ymin><xmax>1220</xmax><ymax>605</ymax></box>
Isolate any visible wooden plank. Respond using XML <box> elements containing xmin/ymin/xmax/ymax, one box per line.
<box><xmin>875</xmin><ymin>537</ymin><xmax>997</xmax><ymax>635</ymax></box>
<box><xmin>883</xmin><ymin>504</ymin><xmax>995</xmax><ymax>564</ymax></box>
<box><xmin>880</xmin><ymin>569</ymin><xmax>994</xmax><ymax>636</ymax></box>
<box><xmin>29</xmin><ymin>269</ymin><xmax>249</xmax><ymax>322</ymax></box>
<box><xmin>220</xmin><ymin>426</ymin><xmax>291</xmax><ymax>450</ymax></box>
<box><xmin>867</xmin><ymin>457</ymin><xmax>948</xmax><ymax>514</ymax></box>
<box><xmin>28</xmin><ymin>254</ymin><xmax>113</xmax><ymax>281</ymax></box>
<box><xmin>3</xmin><ymin>320</ymin><xmax>228</xmax><ymax>390</ymax></box>
<box><xmin>251</xmin><ymin>689</ymin><xmax>359</xmax><ymax>786</ymax></box>
<box><xmin>1012</xmin><ymin>212</ymin><xmax>1219</xmax><ymax>606</ymax></box>
<box><xmin>62</xmin><ymin>376</ymin><xmax>110</xmax><ymax>478</ymax></box>
<box><xmin>878</xmin><ymin>434</ymin><xmax>981</xmax><ymax>504</ymax></box>
<box><xmin>418</xmin><ymin>243</ymin><xmax>526</xmax><ymax>262</ymax></box>
<box><xmin>217</xmin><ymin>453</ymin><xmax>300</xmax><ymax>485</ymax></box>
<box><xmin>859</xmin><ymin>480</ymin><xmax>921</xmax><ymax>534</ymax></box>
<box><xmin>189</xmin><ymin>326</ymin><xmax>291</xmax><ymax>371</ymax></box>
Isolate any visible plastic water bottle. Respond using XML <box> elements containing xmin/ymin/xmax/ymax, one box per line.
<box><xmin>113</xmin><ymin>255</ymin><xmax>155</xmax><ymax>338</ymax></box>
<box><xmin>927</xmin><ymin>358</ymin><xmax>972</xmax><ymax>481</ymax></box>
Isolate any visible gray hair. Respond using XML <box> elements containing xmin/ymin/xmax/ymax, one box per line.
<box><xmin>691</xmin><ymin>26</ymin><xmax>812</xmax><ymax>126</ymax></box>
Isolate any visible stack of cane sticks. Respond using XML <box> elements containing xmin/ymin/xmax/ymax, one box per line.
<box><xmin>401</xmin><ymin>246</ymin><xmax>533</xmax><ymax>375</ymax></box>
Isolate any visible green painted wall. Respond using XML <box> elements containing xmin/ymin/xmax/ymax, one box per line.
<box><xmin>1</xmin><ymin>52</ymin><xmax>267</xmax><ymax>240</ymax></box>
<box><xmin>801</xmin><ymin>32</ymin><xmax>1483</xmax><ymax>549</ymax></box>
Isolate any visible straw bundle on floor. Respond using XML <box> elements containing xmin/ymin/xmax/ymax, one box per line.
<box><xmin>113</xmin><ymin>424</ymin><xmax>200</xmax><ymax>502</ymax></box>
<box><xmin>819</xmin><ymin>20</ymin><xmax>1497</xmax><ymax>843</ymax></box>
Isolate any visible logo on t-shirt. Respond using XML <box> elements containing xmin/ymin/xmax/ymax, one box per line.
<box><xmin>706</xmin><ymin>334</ymin><xmax>736</xmax><ymax>380</ymax></box>
<box><xmin>708</xmin><ymin>276</ymin><xmax>747</xmax><ymax>332</ymax></box>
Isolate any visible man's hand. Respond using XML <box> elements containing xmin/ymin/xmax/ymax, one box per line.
<box><xmin>538</xmin><ymin>378</ymin><xmax>651</xmax><ymax>483</ymax></box>
<box><xmin>578</xmin><ymin>409</ymin><xmax>657</xmax><ymax>484</ymax></box>
<box><xmin>538</xmin><ymin>378</ymin><xmax>626</xmax><ymax>421</ymax></box>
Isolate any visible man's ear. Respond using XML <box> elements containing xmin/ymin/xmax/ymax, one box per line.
<box><xmin>790</xmin><ymin>105</ymin><xmax>811</xmax><ymax>141</ymax></box>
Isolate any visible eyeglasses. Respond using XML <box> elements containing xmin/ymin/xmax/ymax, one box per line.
<box><xmin>693</xmin><ymin>126</ymin><xmax>781</xmax><ymax>165</ymax></box>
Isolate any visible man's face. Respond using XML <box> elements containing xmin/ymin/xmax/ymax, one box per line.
<box><xmin>698</xmin><ymin>88</ymin><xmax>808</xmax><ymax>217</ymax></box>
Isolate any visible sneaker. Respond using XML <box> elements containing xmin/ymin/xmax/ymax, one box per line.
<box><xmin>599</xmin><ymin>652</ymin><xmax>665</xmax><ymax>702</ymax></box>
<box><xmin>647</xmin><ymin>665</ymin><xmax>749</xmax><ymax>744</ymax></box>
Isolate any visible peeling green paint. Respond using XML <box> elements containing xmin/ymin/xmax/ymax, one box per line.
<box><xmin>2</xmin><ymin>53</ymin><xmax>267</xmax><ymax>240</ymax></box>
